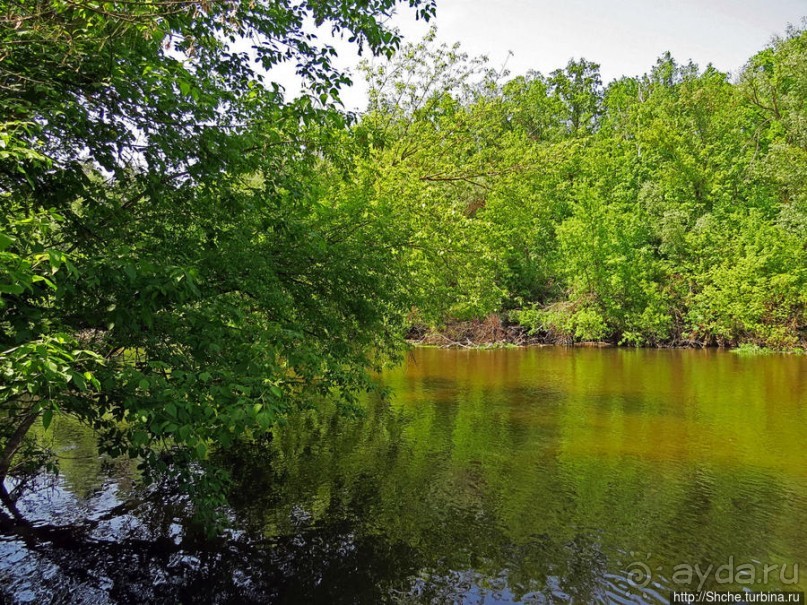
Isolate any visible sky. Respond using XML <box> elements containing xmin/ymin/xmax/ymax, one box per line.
<box><xmin>272</xmin><ymin>0</ymin><xmax>806</xmax><ymax>111</ymax></box>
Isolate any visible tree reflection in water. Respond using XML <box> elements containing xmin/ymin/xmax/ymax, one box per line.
<box><xmin>2</xmin><ymin>348</ymin><xmax>806</xmax><ymax>604</ymax></box>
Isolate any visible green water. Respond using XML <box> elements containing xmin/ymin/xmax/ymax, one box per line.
<box><xmin>6</xmin><ymin>347</ymin><xmax>807</xmax><ymax>604</ymax></box>
<box><xmin>226</xmin><ymin>347</ymin><xmax>807</xmax><ymax>602</ymax></box>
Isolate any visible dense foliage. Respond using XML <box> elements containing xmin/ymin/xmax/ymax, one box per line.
<box><xmin>0</xmin><ymin>0</ymin><xmax>435</xmax><ymax>521</ymax></box>
<box><xmin>356</xmin><ymin>27</ymin><xmax>806</xmax><ymax>349</ymax></box>
<box><xmin>1</xmin><ymin>2</ymin><xmax>804</xmax><ymax>525</ymax></box>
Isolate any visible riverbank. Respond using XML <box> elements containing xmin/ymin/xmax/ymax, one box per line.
<box><xmin>406</xmin><ymin>315</ymin><xmax>806</xmax><ymax>353</ymax></box>
<box><xmin>406</xmin><ymin>315</ymin><xmax>614</xmax><ymax>348</ymax></box>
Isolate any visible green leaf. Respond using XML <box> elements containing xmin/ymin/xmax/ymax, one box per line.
<box><xmin>178</xmin><ymin>424</ymin><xmax>191</xmax><ymax>441</ymax></box>
<box><xmin>0</xmin><ymin>233</ymin><xmax>13</xmax><ymax>251</ymax></box>
<box><xmin>42</xmin><ymin>409</ymin><xmax>53</xmax><ymax>430</ymax></box>
<box><xmin>70</xmin><ymin>371</ymin><xmax>87</xmax><ymax>390</ymax></box>
<box><xmin>47</xmin><ymin>250</ymin><xmax>63</xmax><ymax>273</ymax></box>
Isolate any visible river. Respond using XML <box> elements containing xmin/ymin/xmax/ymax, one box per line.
<box><xmin>2</xmin><ymin>347</ymin><xmax>806</xmax><ymax>603</ymax></box>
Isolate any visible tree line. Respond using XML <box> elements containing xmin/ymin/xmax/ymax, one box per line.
<box><xmin>356</xmin><ymin>27</ymin><xmax>806</xmax><ymax>349</ymax></box>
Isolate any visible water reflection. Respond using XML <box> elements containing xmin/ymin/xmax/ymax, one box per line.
<box><xmin>2</xmin><ymin>348</ymin><xmax>806</xmax><ymax>603</ymax></box>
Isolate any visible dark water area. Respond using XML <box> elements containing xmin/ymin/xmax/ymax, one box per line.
<box><xmin>2</xmin><ymin>347</ymin><xmax>806</xmax><ymax>603</ymax></box>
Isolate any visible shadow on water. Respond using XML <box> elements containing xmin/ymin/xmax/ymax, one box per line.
<box><xmin>0</xmin><ymin>474</ymin><xmax>424</xmax><ymax>604</ymax></box>
<box><xmin>2</xmin><ymin>348</ymin><xmax>806</xmax><ymax>603</ymax></box>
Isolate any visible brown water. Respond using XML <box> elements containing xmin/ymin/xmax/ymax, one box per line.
<box><xmin>2</xmin><ymin>347</ymin><xmax>806</xmax><ymax>603</ymax></box>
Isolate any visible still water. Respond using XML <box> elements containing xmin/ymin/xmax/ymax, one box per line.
<box><xmin>2</xmin><ymin>347</ymin><xmax>806</xmax><ymax>603</ymax></box>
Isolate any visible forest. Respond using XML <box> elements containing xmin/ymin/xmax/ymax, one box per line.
<box><xmin>1</xmin><ymin>0</ymin><xmax>805</xmax><ymax>524</ymax></box>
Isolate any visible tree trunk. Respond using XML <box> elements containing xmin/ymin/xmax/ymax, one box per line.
<box><xmin>0</xmin><ymin>406</ymin><xmax>39</xmax><ymax>521</ymax></box>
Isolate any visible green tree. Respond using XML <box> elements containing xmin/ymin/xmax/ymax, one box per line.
<box><xmin>356</xmin><ymin>33</ymin><xmax>510</xmax><ymax>322</ymax></box>
<box><xmin>548</xmin><ymin>58</ymin><xmax>603</xmax><ymax>136</ymax></box>
<box><xmin>350</xmin><ymin>28</ymin><xmax>805</xmax><ymax>349</ymax></box>
<box><xmin>0</xmin><ymin>0</ymin><xmax>435</xmax><ymax>522</ymax></box>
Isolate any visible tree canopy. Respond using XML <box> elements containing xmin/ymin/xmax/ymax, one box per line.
<box><xmin>0</xmin><ymin>0</ymin><xmax>435</xmax><ymax>522</ymax></box>
<box><xmin>351</xmin><ymin>26</ymin><xmax>806</xmax><ymax>348</ymax></box>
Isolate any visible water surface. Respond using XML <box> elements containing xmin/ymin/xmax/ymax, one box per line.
<box><xmin>2</xmin><ymin>347</ymin><xmax>806</xmax><ymax>603</ymax></box>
